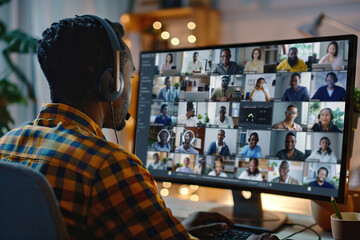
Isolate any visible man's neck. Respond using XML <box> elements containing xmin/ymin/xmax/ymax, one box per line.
<box><xmin>286</xmin><ymin>148</ymin><xmax>295</xmax><ymax>153</ymax></box>
<box><xmin>284</xmin><ymin>119</ymin><xmax>294</xmax><ymax>127</ymax></box>
<box><xmin>217</xmin><ymin>141</ymin><xmax>223</xmax><ymax>146</ymax></box>
<box><xmin>219</xmin><ymin>116</ymin><xmax>225</xmax><ymax>122</ymax></box>
<box><xmin>186</xmin><ymin>113</ymin><xmax>192</xmax><ymax>119</ymax></box>
<box><xmin>317</xmin><ymin>180</ymin><xmax>324</xmax><ymax>186</ymax></box>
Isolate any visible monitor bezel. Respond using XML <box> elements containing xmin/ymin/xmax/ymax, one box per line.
<box><xmin>135</xmin><ymin>34</ymin><xmax>358</xmax><ymax>203</ymax></box>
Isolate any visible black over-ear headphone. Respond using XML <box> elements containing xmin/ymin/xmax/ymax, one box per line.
<box><xmin>85</xmin><ymin>15</ymin><xmax>124</xmax><ymax>102</ymax></box>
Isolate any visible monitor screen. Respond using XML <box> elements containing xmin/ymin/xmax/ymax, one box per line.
<box><xmin>135</xmin><ymin>35</ymin><xmax>357</xmax><ymax>203</ymax></box>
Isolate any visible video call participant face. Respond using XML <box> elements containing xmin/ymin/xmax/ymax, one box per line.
<box><xmin>219</xmin><ymin>106</ymin><xmax>226</xmax><ymax>118</ymax></box>
<box><xmin>320</xmin><ymin>137</ymin><xmax>330</xmax><ymax>151</ymax></box>
<box><xmin>186</xmin><ymin>102</ymin><xmax>195</xmax><ymax>118</ymax></box>
<box><xmin>325</xmin><ymin>72</ymin><xmax>337</xmax><ymax>89</ymax></box>
<box><xmin>184</xmin><ymin>157</ymin><xmax>190</xmax><ymax>167</ymax></box>
<box><xmin>215</xmin><ymin>159</ymin><xmax>224</xmax><ymax>175</ymax></box>
<box><xmin>184</xmin><ymin>131</ymin><xmax>193</xmax><ymax>146</ymax></box>
<box><xmin>317</xmin><ymin>167</ymin><xmax>329</xmax><ymax>184</ymax></box>
<box><xmin>199</xmin><ymin>156</ymin><xmax>206</xmax><ymax>167</ymax></box>
<box><xmin>252</xmin><ymin>49</ymin><xmax>260</xmax><ymax>60</ymax></box>
<box><xmin>193</xmin><ymin>52</ymin><xmax>198</xmax><ymax>62</ymax></box>
<box><xmin>161</xmin><ymin>104</ymin><xmax>168</xmax><ymax>116</ymax></box>
<box><xmin>153</xmin><ymin>153</ymin><xmax>160</xmax><ymax>163</ymax></box>
<box><xmin>217</xmin><ymin>130</ymin><xmax>225</xmax><ymax>143</ymax></box>
<box><xmin>327</xmin><ymin>42</ymin><xmax>338</xmax><ymax>57</ymax></box>
<box><xmin>249</xmin><ymin>133</ymin><xmax>259</xmax><ymax>149</ymax></box>
<box><xmin>319</xmin><ymin>108</ymin><xmax>332</xmax><ymax>126</ymax></box>
<box><xmin>285</xmin><ymin>133</ymin><xmax>296</xmax><ymax>151</ymax></box>
<box><xmin>220</xmin><ymin>49</ymin><xmax>231</xmax><ymax>66</ymax></box>
<box><xmin>248</xmin><ymin>158</ymin><xmax>258</xmax><ymax>174</ymax></box>
<box><xmin>164</xmin><ymin>77</ymin><xmax>172</xmax><ymax>89</ymax></box>
<box><xmin>290</xmin><ymin>73</ymin><xmax>301</xmax><ymax>91</ymax></box>
<box><xmin>288</xmin><ymin>47</ymin><xmax>298</xmax><ymax>67</ymax></box>
<box><xmin>221</xmin><ymin>76</ymin><xmax>230</xmax><ymax>88</ymax></box>
<box><xmin>255</xmin><ymin>78</ymin><xmax>265</xmax><ymax>89</ymax></box>
<box><xmin>285</xmin><ymin>105</ymin><xmax>298</xmax><ymax>122</ymax></box>
<box><xmin>159</xmin><ymin>130</ymin><xmax>169</xmax><ymax>145</ymax></box>
<box><xmin>279</xmin><ymin>161</ymin><xmax>289</xmax><ymax>181</ymax></box>
<box><xmin>166</xmin><ymin>53</ymin><xmax>173</xmax><ymax>63</ymax></box>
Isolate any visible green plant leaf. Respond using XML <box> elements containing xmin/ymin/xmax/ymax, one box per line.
<box><xmin>2</xmin><ymin>50</ymin><xmax>36</xmax><ymax>101</ymax></box>
<box><xmin>0</xmin><ymin>19</ymin><xmax>6</xmax><ymax>37</ymax></box>
<box><xmin>3</xmin><ymin>30</ymin><xmax>37</xmax><ymax>53</ymax></box>
<box><xmin>0</xmin><ymin>0</ymin><xmax>11</xmax><ymax>7</ymax></box>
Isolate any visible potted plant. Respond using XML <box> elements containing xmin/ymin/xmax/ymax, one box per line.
<box><xmin>0</xmin><ymin>0</ymin><xmax>37</xmax><ymax>136</ymax></box>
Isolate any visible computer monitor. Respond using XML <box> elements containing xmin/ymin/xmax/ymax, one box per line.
<box><xmin>135</xmin><ymin>35</ymin><xmax>357</xmax><ymax>232</ymax></box>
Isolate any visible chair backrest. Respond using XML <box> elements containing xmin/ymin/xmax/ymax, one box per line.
<box><xmin>0</xmin><ymin>161</ymin><xmax>70</xmax><ymax>240</ymax></box>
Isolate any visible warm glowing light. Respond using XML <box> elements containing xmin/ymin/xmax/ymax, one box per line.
<box><xmin>163</xmin><ymin>182</ymin><xmax>172</xmax><ymax>188</ymax></box>
<box><xmin>123</xmin><ymin>38</ymin><xmax>131</xmax><ymax>49</ymax></box>
<box><xmin>190</xmin><ymin>194</ymin><xmax>199</xmax><ymax>201</ymax></box>
<box><xmin>242</xmin><ymin>191</ymin><xmax>252</xmax><ymax>199</ymax></box>
<box><xmin>189</xmin><ymin>185</ymin><xmax>199</xmax><ymax>190</ymax></box>
<box><xmin>161</xmin><ymin>31</ymin><xmax>170</xmax><ymax>40</ymax></box>
<box><xmin>179</xmin><ymin>186</ymin><xmax>189</xmax><ymax>195</ymax></box>
<box><xmin>171</xmin><ymin>38</ymin><xmax>180</xmax><ymax>46</ymax></box>
<box><xmin>120</xmin><ymin>14</ymin><xmax>130</xmax><ymax>24</ymax></box>
<box><xmin>160</xmin><ymin>188</ymin><xmax>169</xmax><ymax>197</ymax></box>
<box><xmin>187</xmin><ymin>22</ymin><xmax>196</xmax><ymax>30</ymax></box>
<box><xmin>188</xmin><ymin>35</ymin><xmax>196</xmax><ymax>43</ymax></box>
<box><xmin>153</xmin><ymin>21</ymin><xmax>162</xmax><ymax>30</ymax></box>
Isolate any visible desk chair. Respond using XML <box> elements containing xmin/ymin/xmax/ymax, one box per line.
<box><xmin>0</xmin><ymin>161</ymin><xmax>70</xmax><ymax>240</ymax></box>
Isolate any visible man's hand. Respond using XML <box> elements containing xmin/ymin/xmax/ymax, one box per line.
<box><xmin>247</xmin><ymin>233</ymin><xmax>279</xmax><ymax>240</ymax></box>
<box><xmin>182</xmin><ymin>211</ymin><xmax>234</xmax><ymax>238</ymax></box>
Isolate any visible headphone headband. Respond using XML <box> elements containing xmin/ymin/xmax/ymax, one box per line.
<box><xmin>83</xmin><ymin>15</ymin><xmax>124</xmax><ymax>102</ymax></box>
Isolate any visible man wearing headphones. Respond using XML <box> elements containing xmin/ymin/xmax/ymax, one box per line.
<box><xmin>281</xmin><ymin>73</ymin><xmax>309</xmax><ymax>101</ymax></box>
<box><xmin>0</xmin><ymin>15</ymin><xmax>242</xmax><ymax>240</ymax></box>
<box><xmin>151</xmin><ymin>129</ymin><xmax>171</xmax><ymax>152</ymax></box>
<box><xmin>207</xmin><ymin>129</ymin><xmax>231</xmax><ymax>156</ymax></box>
<box><xmin>239</xmin><ymin>132</ymin><xmax>262</xmax><ymax>159</ymax></box>
<box><xmin>311</xmin><ymin>72</ymin><xmax>346</xmax><ymax>101</ymax></box>
<box><xmin>0</xmin><ymin>15</ymin><xmax>279</xmax><ymax>240</ymax></box>
<box><xmin>309</xmin><ymin>167</ymin><xmax>335</xmax><ymax>188</ymax></box>
<box><xmin>175</xmin><ymin>130</ymin><xmax>199</xmax><ymax>154</ymax></box>
<box><xmin>208</xmin><ymin>157</ymin><xmax>228</xmax><ymax>177</ymax></box>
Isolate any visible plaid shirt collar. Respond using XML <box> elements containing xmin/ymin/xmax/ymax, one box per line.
<box><xmin>34</xmin><ymin>103</ymin><xmax>105</xmax><ymax>139</ymax></box>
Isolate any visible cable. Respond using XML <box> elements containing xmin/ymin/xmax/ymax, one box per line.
<box><xmin>280</xmin><ymin>223</ymin><xmax>321</xmax><ymax>240</ymax></box>
<box><xmin>110</xmin><ymin>101</ymin><xmax>119</xmax><ymax>144</ymax></box>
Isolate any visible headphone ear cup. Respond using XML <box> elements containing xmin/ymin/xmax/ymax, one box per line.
<box><xmin>98</xmin><ymin>68</ymin><xmax>123</xmax><ymax>102</ymax></box>
<box><xmin>318</xmin><ymin>114</ymin><xmax>320</xmax><ymax>120</ymax></box>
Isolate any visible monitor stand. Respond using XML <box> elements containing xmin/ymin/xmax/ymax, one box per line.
<box><xmin>210</xmin><ymin>190</ymin><xmax>287</xmax><ymax>233</ymax></box>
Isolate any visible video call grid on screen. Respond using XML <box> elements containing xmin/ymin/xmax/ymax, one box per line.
<box><xmin>135</xmin><ymin>35</ymin><xmax>357</xmax><ymax>201</ymax></box>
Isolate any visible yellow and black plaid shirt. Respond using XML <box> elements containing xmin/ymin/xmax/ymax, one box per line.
<box><xmin>0</xmin><ymin>103</ymin><xmax>189</xmax><ymax>239</ymax></box>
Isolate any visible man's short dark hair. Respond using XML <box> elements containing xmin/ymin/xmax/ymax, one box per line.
<box><xmin>164</xmin><ymin>76</ymin><xmax>171</xmax><ymax>84</ymax></box>
<box><xmin>160</xmin><ymin>104</ymin><xmax>168</xmax><ymax>113</ymax></box>
<box><xmin>287</xmin><ymin>104</ymin><xmax>297</xmax><ymax>111</ymax></box>
<box><xmin>286</xmin><ymin>132</ymin><xmax>296</xmax><ymax>139</ymax></box>
<box><xmin>37</xmin><ymin>15</ymin><xmax>126</xmax><ymax>105</ymax></box>
<box><xmin>186</xmin><ymin>102</ymin><xmax>194</xmax><ymax>112</ymax></box>
<box><xmin>221</xmin><ymin>48</ymin><xmax>231</xmax><ymax>55</ymax></box>
<box><xmin>318</xmin><ymin>167</ymin><xmax>329</xmax><ymax>177</ymax></box>
<box><xmin>291</xmin><ymin>73</ymin><xmax>301</xmax><ymax>80</ymax></box>
<box><xmin>193</xmin><ymin>52</ymin><xmax>199</xmax><ymax>56</ymax></box>
<box><xmin>288</xmin><ymin>47</ymin><xmax>298</xmax><ymax>53</ymax></box>
<box><xmin>153</xmin><ymin>153</ymin><xmax>159</xmax><ymax>157</ymax></box>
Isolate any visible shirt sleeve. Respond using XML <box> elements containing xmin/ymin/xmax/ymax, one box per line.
<box><xmin>276</xmin><ymin>61</ymin><xmax>284</xmax><ymax>71</ymax></box>
<box><xmin>88</xmin><ymin>152</ymin><xmax>190</xmax><ymax>239</ymax></box>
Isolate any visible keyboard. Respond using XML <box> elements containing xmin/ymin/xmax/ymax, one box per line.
<box><xmin>213</xmin><ymin>227</ymin><xmax>253</xmax><ymax>240</ymax></box>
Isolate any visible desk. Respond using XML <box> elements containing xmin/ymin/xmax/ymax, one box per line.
<box><xmin>158</xmin><ymin>183</ymin><xmax>333</xmax><ymax>239</ymax></box>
